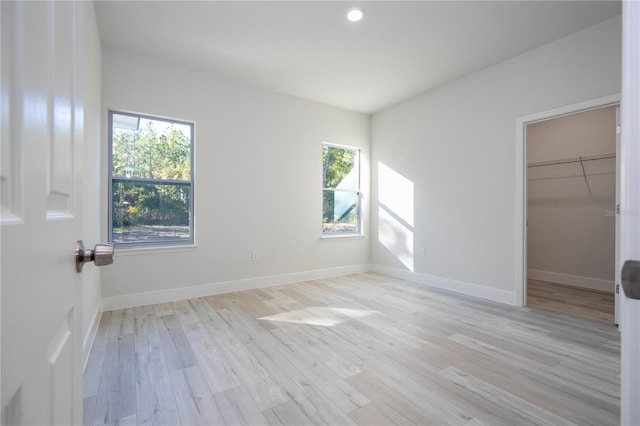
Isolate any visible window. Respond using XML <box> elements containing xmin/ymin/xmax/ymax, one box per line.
<box><xmin>322</xmin><ymin>143</ymin><xmax>361</xmax><ymax>235</ymax></box>
<box><xmin>108</xmin><ymin>111</ymin><xmax>194</xmax><ymax>247</ymax></box>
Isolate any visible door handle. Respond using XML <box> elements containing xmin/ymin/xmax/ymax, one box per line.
<box><xmin>75</xmin><ymin>240</ymin><xmax>115</xmax><ymax>273</ymax></box>
<box><xmin>621</xmin><ymin>260</ymin><xmax>640</xmax><ymax>300</ymax></box>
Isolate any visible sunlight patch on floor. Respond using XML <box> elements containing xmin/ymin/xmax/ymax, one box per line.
<box><xmin>259</xmin><ymin>306</ymin><xmax>378</xmax><ymax>326</ymax></box>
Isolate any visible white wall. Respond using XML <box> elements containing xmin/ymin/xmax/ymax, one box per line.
<box><xmin>81</xmin><ymin>2</ymin><xmax>103</xmax><ymax>364</ymax></box>
<box><xmin>527</xmin><ymin>107</ymin><xmax>616</xmax><ymax>291</ymax></box>
<box><xmin>370</xmin><ymin>16</ymin><xmax>621</xmax><ymax>304</ymax></box>
<box><xmin>101</xmin><ymin>48</ymin><xmax>370</xmax><ymax>305</ymax></box>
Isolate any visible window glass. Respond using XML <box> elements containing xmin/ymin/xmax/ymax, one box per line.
<box><xmin>109</xmin><ymin>111</ymin><xmax>194</xmax><ymax>247</ymax></box>
<box><xmin>322</xmin><ymin>144</ymin><xmax>361</xmax><ymax>235</ymax></box>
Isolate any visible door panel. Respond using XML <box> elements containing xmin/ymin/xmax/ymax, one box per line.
<box><xmin>47</xmin><ymin>0</ymin><xmax>74</xmax><ymax>218</ymax></box>
<box><xmin>615</xmin><ymin>106</ymin><xmax>621</xmax><ymax>325</ymax></box>
<box><xmin>48</xmin><ymin>312</ymin><xmax>73</xmax><ymax>426</ymax></box>
<box><xmin>1</xmin><ymin>2</ymin><xmax>85</xmax><ymax>424</ymax></box>
<box><xmin>0</xmin><ymin>0</ymin><xmax>23</xmax><ymax>224</ymax></box>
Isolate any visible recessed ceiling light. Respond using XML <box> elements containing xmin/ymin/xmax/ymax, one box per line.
<box><xmin>346</xmin><ymin>7</ymin><xmax>364</xmax><ymax>22</ymax></box>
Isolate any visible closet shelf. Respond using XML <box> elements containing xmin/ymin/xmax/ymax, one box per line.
<box><xmin>527</xmin><ymin>152</ymin><xmax>615</xmax><ymax>168</ymax></box>
<box><xmin>527</xmin><ymin>153</ymin><xmax>616</xmax><ymax>197</ymax></box>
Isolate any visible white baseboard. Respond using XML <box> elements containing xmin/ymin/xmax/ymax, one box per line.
<box><xmin>372</xmin><ymin>264</ymin><xmax>518</xmax><ymax>306</ymax></box>
<box><xmin>527</xmin><ymin>269</ymin><xmax>614</xmax><ymax>293</ymax></box>
<box><xmin>82</xmin><ymin>300</ymin><xmax>103</xmax><ymax>373</ymax></box>
<box><xmin>102</xmin><ymin>264</ymin><xmax>372</xmax><ymax>311</ymax></box>
<box><xmin>101</xmin><ymin>262</ymin><xmax>521</xmax><ymax>312</ymax></box>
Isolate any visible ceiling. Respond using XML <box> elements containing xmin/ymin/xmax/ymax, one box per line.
<box><xmin>94</xmin><ymin>1</ymin><xmax>621</xmax><ymax>114</ymax></box>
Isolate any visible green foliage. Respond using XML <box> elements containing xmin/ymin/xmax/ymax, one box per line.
<box><xmin>111</xmin><ymin>120</ymin><xmax>192</xmax><ymax>237</ymax></box>
<box><xmin>112</xmin><ymin>122</ymin><xmax>191</xmax><ymax>180</ymax></box>
<box><xmin>322</xmin><ymin>146</ymin><xmax>355</xmax><ymax>189</ymax></box>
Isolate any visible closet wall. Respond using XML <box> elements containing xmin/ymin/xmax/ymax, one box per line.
<box><xmin>527</xmin><ymin>106</ymin><xmax>616</xmax><ymax>292</ymax></box>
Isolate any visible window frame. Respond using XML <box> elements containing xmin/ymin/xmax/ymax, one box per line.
<box><xmin>108</xmin><ymin>110</ymin><xmax>195</xmax><ymax>249</ymax></box>
<box><xmin>322</xmin><ymin>142</ymin><xmax>362</xmax><ymax>237</ymax></box>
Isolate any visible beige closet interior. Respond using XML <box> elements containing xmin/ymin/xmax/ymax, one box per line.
<box><xmin>526</xmin><ymin>106</ymin><xmax>617</xmax><ymax>322</ymax></box>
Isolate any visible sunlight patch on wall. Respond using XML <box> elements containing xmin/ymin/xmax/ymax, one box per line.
<box><xmin>378</xmin><ymin>162</ymin><xmax>414</xmax><ymax>271</ymax></box>
<box><xmin>379</xmin><ymin>163</ymin><xmax>414</xmax><ymax>226</ymax></box>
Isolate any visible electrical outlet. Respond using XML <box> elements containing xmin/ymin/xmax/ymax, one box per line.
<box><xmin>419</xmin><ymin>248</ymin><xmax>426</xmax><ymax>257</ymax></box>
<box><xmin>251</xmin><ymin>250</ymin><xmax>260</xmax><ymax>261</ymax></box>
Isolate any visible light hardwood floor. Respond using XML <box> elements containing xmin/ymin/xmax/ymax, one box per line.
<box><xmin>527</xmin><ymin>279</ymin><xmax>615</xmax><ymax>323</ymax></box>
<box><xmin>83</xmin><ymin>273</ymin><xmax>620</xmax><ymax>425</ymax></box>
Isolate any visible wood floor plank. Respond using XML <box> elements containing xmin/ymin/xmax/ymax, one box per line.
<box><xmin>213</xmin><ymin>306</ymin><xmax>256</xmax><ymax>345</ymax></box>
<box><xmin>268</xmin><ymin>327</ymin><xmax>370</xmax><ymax>413</ymax></box>
<box><xmin>447</xmin><ymin>326</ymin><xmax>562</xmax><ymax>367</ymax></box>
<box><xmin>172</xmin><ymin>299</ymin><xmax>199</xmax><ymax>325</ymax></box>
<box><xmin>221</xmin><ymin>293</ymin><xmax>278</xmax><ymax>333</ymax></box>
<box><xmin>91</xmin><ymin>334</ymin><xmax>136</xmax><ymax>425</ymax></box>
<box><xmin>212</xmin><ymin>385</ymin><xmax>267</xmax><ymax>426</ymax></box>
<box><xmin>107</xmin><ymin>309</ymin><xmax>123</xmax><ymax>338</ymax></box>
<box><xmin>512</xmin><ymin>368</ymin><xmax>618</xmax><ymax>425</ymax></box>
<box><xmin>134</xmin><ymin>312</ymin><xmax>180</xmax><ymax>425</ymax></box>
<box><xmin>556</xmin><ymin>358</ymin><xmax>619</xmax><ymax>391</ymax></box>
<box><xmin>347</xmin><ymin>402</ymin><xmax>399</xmax><ymax>426</ymax></box>
<box><xmin>83</xmin><ymin>312</ymin><xmax>110</xmax><ymax>399</ymax></box>
<box><xmin>224</xmin><ymin>291</ymin><xmax>280</xmax><ymax>326</ymax></box>
<box><xmin>244</xmin><ymin>330</ymin><xmax>358</xmax><ymax>425</ymax></box>
<box><xmin>203</xmin><ymin>294</ymin><xmax>228</xmax><ymax>310</ymax></box>
<box><xmin>346</xmin><ymin>370</ymin><xmax>445</xmax><ymax>425</ymax></box>
<box><xmin>463</xmin><ymin>416</ymin><xmax>496</xmax><ymax>426</ymax></box>
<box><xmin>527</xmin><ymin>279</ymin><xmax>614</xmax><ymax>323</ymax></box>
<box><xmin>345</xmin><ymin>342</ymin><xmax>491</xmax><ymax>425</ymax></box>
<box><xmin>274</xmin><ymin>321</ymin><xmax>364</xmax><ymax>379</ymax></box>
<box><xmin>181</xmin><ymin>320</ymin><xmax>241</xmax><ymax>393</ymax></box>
<box><xmin>170</xmin><ymin>366</ymin><xmax>224</xmax><ymax>425</ymax></box>
<box><xmin>207</xmin><ymin>330</ymin><xmax>290</xmax><ymax>411</ymax></box>
<box><xmin>83</xmin><ymin>396</ymin><xmax>96</xmax><ymax>426</ymax></box>
<box><xmin>84</xmin><ymin>273</ymin><xmax>620</xmax><ymax>426</ymax></box>
<box><xmin>152</xmin><ymin>302</ymin><xmax>175</xmax><ymax>318</ymax></box>
<box><xmin>438</xmin><ymin>366</ymin><xmax>567</xmax><ymax>425</ymax></box>
<box><xmin>261</xmin><ymin>408</ymin><xmax>283</xmax><ymax>426</ymax></box>
<box><xmin>108</xmin><ymin>308</ymin><xmax>135</xmax><ymax>338</ymax></box>
<box><xmin>187</xmin><ymin>297</ymin><xmax>234</xmax><ymax>336</ymax></box>
<box><xmin>158</xmin><ymin>314</ymin><xmax>198</xmax><ymax>372</ymax></box>
<box><xmin>106</xmin><ymin>414</ymin><xmax>136</xmax><ymax>426</ymax></box>
<box><xmin>265</xmin><ymin>399</ymin><xmax>314</xmax><ymax>426</ymax></box>
<box><xmin>479</xmin><ymin>318</ymin><xmax>619</xmax><ymax>372</ymax></box>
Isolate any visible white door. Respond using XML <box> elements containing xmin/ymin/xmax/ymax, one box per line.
<box><xmin>615</xmin><ymin>106</ymin><xmax>621</xmax><ymax>325</ymax></box>
<box><xmin>620</xmin><ymin>2</ymin><xmax>640</xmax><ymax>424</ymax></box>
<box><xmin>2</xmin><ymin>2</ymin><xmax>87</xmax><ymax>424</ymax></box>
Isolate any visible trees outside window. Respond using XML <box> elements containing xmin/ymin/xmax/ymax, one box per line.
<box><xmin>109</xmin><ymin>111</ymin><xmax>194</xmax><ymax>247</ymax></box>
<box><xmin>322</xmin><ymin>143</ymin><xmax>361</xmax><ymax>235</ymax></box>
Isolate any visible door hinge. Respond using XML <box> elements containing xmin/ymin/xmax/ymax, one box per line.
<box><xmin>616</xmin><ymin>283</ymin><xmax>620</xmax><ymax>294</ymax></box>
<box><xmin>616</xmin><ymin>204</ymin><xmax>621</xmax><ymax>215</ymax></box>
<box><xmin>617</xmin><ymin>125</ymin><xmax>621</xmax><ymax>135</ymax></box>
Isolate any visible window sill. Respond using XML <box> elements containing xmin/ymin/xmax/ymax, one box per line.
<box><xmin>321</xmin><ymin>234</ymin><xmax>366</xmax><ymax>241</ymax></box>
<box><xmin>114</xmin><ymin>244</ymin><xmax>198</xmax><ymax>256</ymax></box>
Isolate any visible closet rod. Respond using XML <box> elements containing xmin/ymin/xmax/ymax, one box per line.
<box><xmin>527</xmin><ymin>152</ymin><xmax>616</xmax><ymax>168</ymax></box>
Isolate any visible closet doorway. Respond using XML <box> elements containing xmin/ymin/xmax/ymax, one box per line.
<box><xmin>525</xmin><ymin>105</ymin><xmax>618</xmax><ymax>324</ymax></box>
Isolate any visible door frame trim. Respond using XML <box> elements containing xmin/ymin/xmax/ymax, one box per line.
<box><xmin>515</xmin><ymin>93</ymin><xmax>621</xmax><ymax>308</ymax></box>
